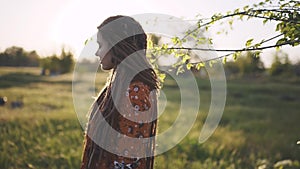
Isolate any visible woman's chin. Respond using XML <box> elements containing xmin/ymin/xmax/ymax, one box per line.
<box><xmin>100</xmin><ymin>66</ymin><xmax>108</xmax><ymax>71</ymax></box>
<box><xmin>100</xmin><ymin>65</ymin><xmax>112</xmax><ymax>71</ymax></box>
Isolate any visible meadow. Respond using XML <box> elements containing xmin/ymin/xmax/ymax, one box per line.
<box><xmin>0</xmin><ymin>67</ymin><xmax>299</xmax><ymax>169</ymax></box>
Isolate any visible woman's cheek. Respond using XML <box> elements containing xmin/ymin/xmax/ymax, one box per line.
<box><xmin>100</xmin><ymin>46</ymin><xmax>109</xmax><ymax>57</ymax></box>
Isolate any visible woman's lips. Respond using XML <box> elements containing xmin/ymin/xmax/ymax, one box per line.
<box><xmin>98</xmin><ymin>56</ymin><xmax>103</xmax><ymax>63</ymax></box>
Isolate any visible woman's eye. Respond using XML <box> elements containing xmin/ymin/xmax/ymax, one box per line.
<box><xmin>97</xmin><ymin>42</ymin><xmax>102</xmax><ymax>48</ymax></box>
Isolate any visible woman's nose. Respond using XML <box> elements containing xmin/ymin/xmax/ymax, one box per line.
<box><xmin>95</xmin><ymin>50</ymin><xmax>102</xmax><ymax>58</ymax></box>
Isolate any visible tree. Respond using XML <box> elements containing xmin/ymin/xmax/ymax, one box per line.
<box><xmin>3</xmin><ymin>46</ymin><xmax>26</xmax><ymax>66</ymax></box>
<box><xmin>236</xmin><ymin>52</ymin><xmax>265</xmax><ymax>76</ymax></box>
<box><xmin>40</xmin><ymin>57</ymin><xmax>52</xmax><ymax>75</ymax></box>
<box><xmin>0</xmin><ymin>46</ymin><xmax>40</xmax><ymax>67</ymax></box>
<box><xmin>59</xmin><ymin>49</ymin><xmax>74</xmax><ymax>74</ymax></box>
<box><xmin>269</xmin><ymin>50</ymin><xmax>293</xmax><ymax>76</ymax></box>
<box><xmin>149</xmin><ymin>0</ymin><xmax>299</xmax><ymax>74</ymax></box>
<box><xmin>26</xmin><ymin>51</ymin><xmax>39</xmax><ymax>67</ymax></box>
<box><xmin>39</xmin><ymin>48</ymin><xmax>74</xmax><ymax>75</ymax></box>
<box><xmin>224</xmin><ymin>52</ymin><xmax>265</xmax><ymax>77</ymax></box>
<box><xmin>293</xmin><ymin>61</ymin><xmax>300</xmax><ymax>76</ymax></box>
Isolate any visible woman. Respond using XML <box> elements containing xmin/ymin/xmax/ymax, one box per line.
<box><xmin>81</xmin><ymin>15</ymin><xmax>159</xmax><ymax>169</ymax></box>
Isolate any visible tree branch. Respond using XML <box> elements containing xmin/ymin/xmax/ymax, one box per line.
<box><xmin>184</xmin><ymin>39</ymin><xmax>299</xmax><ymax>65</ymax></box>
<box><xmin>183</xmin><ymin>8</ymin><xmax>299</xmax><ymax>39</ymax></box>
<box><xmin>168</xmin><ymin>40</ymin><xmax>298</xmax><ymax>52</ymax></box>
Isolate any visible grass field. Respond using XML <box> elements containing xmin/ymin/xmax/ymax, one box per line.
<box><xmin>0</xmin><ymin>67</ymin><xmax>299</xmax><ymax>169</ymax></box>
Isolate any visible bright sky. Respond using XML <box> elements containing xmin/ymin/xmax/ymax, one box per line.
<box><xmin>0</xmin><ymin>0</ymin><xmax>299</xmax><ymax>67</ymax></box>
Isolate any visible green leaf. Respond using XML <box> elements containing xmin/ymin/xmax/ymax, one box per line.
<box><xmin>147</xmin><ymin>39</ymin><xmax>154</xmax><ymax>49</ymax></box>
<box><xmin>186</xmin><ymin>63</ymin><xmax>193</xmax><ymax>70</ymax></box>
<box><xmin>205</xmin><ymin>26</ymin><xmax>209</xmax><ymax>31</ymax></box>
<box><xmin>276</xmin><ymin>38</ymin><xmax>287</xmax><ymax>45</ymax></box>
<box><xmin>243</xmin><ymin>5</ymin><xmax>249</xmax><ymax>10</ymax></box>
<box><xmin>245</xmin><ymin>39</ymin><xmax>254</xmax><ymax>47</ymax></box>
<box><xmin>234</xmin><ymin>8</ymin><xmax>240</xmax><ymax>14</ymax></box>
<box><xmin>253</xmin><ymin>51</ymin><xmax>261</xmax><ymax>58</ymax></box>
<box><xmin>223</xmin><ymin>56</ymin><xmax>227</xmax><ymax>64</ymax></box>
<box><xmin>233</xmin><ymin>52</ymin><xmax>241</xmax><ymax>61</ymax></box>
<box><xmin>158</xmin><ymin>73</ymin><xmax>166</xmax><ymax>83</ymax></box>
<box><xmin>196</xmin><ymin>62</ymin><xmax>205</xmax><ymax>70</ymax></box>
<box><xmin>171</xmin><ymin>37</ymin><xmax>180</xmax><ymax>45</ymax></box>
<box><xmin>228</xmin><ymin>19</ymin><xmax>233</xmax><ymax>26</ymax></box>
<box><xmin>161</xmin><ymin>44</ymin><xmax>168</xmax><ymax>50</ymax></box>
<box><xmin>196</xmin><ymin>37</ymin><xmax>206</xmax><ymax>44</ymax></box>
<box><xmin>209</xmin><ymin>60</ymin><xmax>213</xmax><ymax>67</ymax></box>
<box><xmin>197</xmin><ymin>21</ymin><xmax>201</xmax><ymax>28</ymax></box>
<box><xmin>182</xmin><ymin>54</ymin><xmax>191</xmax><ymax>63</ymax></box>
<box><xmin>176</xmin><ymin>65</ymin><xmax>185</xmax><ymax>75</ymax></box>
<box><xmin>84</xmin><ymin>38</ymin><xmax>89</xmax><ymax>45</ymax></box>
<box><xmin>239</xmin><ymin>15</ymin><xmax>244</xmax><ymax>20</ymax></box>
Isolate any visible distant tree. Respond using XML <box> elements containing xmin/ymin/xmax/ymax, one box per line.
<box><xmin>39</xmin><ymin>48</ymin><xmax>74</xmax><ymax>75</ymax></box>
<box><xmin>224</xmin><ymin>52</ymin><xmax>265</xmax><ymax>77</ymax></box>
<box><xmin>0</xmin><ymin>46</ymin><xmax>40</xmax><ymax>67</ymax></box>
<box><xmin>49</xmin><ymin>55</ymin><xmax>61</xmax><ymax>75</ymax></box>
<box><xmin>224</xmin><ymin>61</ymin><xmax>240</xmax><ymax>78</ymax></box>
<box><xmin>40</xmin><ymin>57</ymin><xmax>52</xmax><ymax>75</ymax></box>
<box><xmin>2</xmin><ymin>46</ymin><xmax>26</xmax><ymax>66</ymax></box>
<box><xmin>59</xmin><ymin>49</ymin><xmax>74</xmax><ymax>74</ymax></box>
<box><xmin>269</xmin><ymin>51</ymin><xmax>293</xmax><ymax>76</ymax></box>
<box><xmin>0</xmin><ymin>52</ymin><xmax>10</xmax><ymax>66</ymax></box>
<box><xmin>293</xmin><ymin>61</ymin><xmax>300</xmax><ymax>76</ymax></box>
<box><xmin>26</xmin><ymin>51</ymin><xmax>39</xmax><ymax>67</ymax></box>
<box><xmin>236</xmin><ymin>52</ymin><xmax>265</xmax><ymax>76</ymax></box>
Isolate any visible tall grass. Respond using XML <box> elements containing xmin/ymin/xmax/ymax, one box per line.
<box><xmin>0</xmin><ymin>67</ymin><xmax>299</xmax><ymax>168</ymax></box>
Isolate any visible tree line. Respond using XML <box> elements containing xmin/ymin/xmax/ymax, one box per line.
<box><xmin>224</xmin><ymin>51</ymin><xmax>300</xmax><ymax>78</ymax></box>
<box><xmin>0</xmin><ymin>46</ymin><xmax>74</xmax><ymax>75</ymax></box>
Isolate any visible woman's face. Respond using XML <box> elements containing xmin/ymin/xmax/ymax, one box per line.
<box><xmin>95</xmin><ymin>32</ymin><xmax>115</xmax><ymax>70</ymax></box>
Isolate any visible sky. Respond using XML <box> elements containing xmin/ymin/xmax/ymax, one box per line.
<box><xmin>0</xmin><ymin>0</ymin><xmax>299</xmax><ymax>67</ymax></box>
